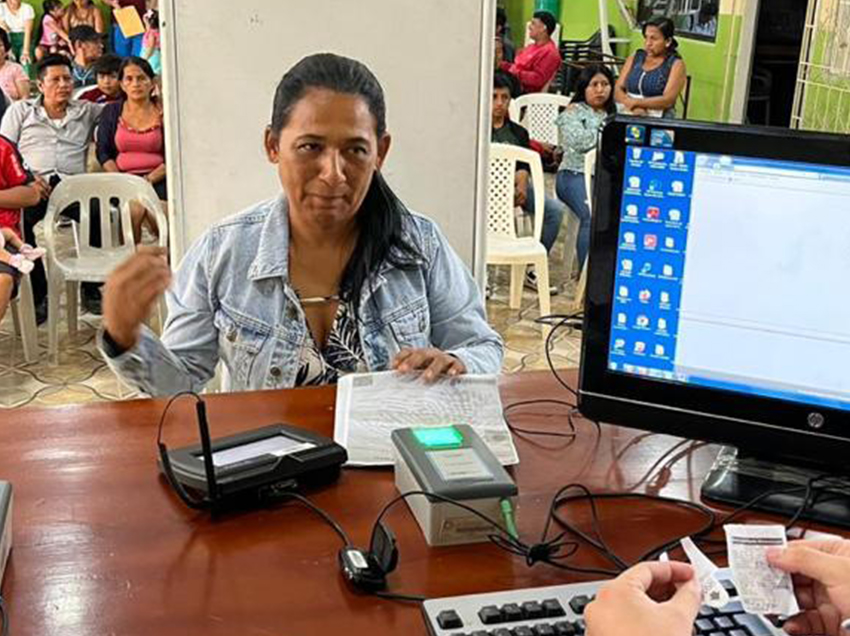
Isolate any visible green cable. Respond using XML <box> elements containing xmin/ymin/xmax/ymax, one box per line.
<box><xmin>500</xmin><ymin>498</ymin><xmax>519</xmax><ymax>539</ymax></box>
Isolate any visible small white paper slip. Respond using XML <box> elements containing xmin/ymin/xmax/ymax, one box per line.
<box><xmin>680</xmin><ymin>537</ymin><xmax>730</xmax><ymax>608</ymax></box>
<box><xmin>724</xmin><ymin>524</ymin><xmax>800</xmax><ymax>616</ymax></box>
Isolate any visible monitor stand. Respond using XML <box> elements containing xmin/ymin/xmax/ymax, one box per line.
<box><xmin>701</xmin><ymin>446</ymin><xmax>850</xmax><ymax>528</ymax></box>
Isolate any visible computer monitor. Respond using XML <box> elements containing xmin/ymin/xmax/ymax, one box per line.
<box><xmin>578</xmin><ymin>116</ymin><xmax>850</xmax><ymax>526</ymax></box>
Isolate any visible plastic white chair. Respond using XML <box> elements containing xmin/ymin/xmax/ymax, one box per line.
<box><xmin>524</xmin><ymin>22</ymin><xmax>561</xmax><ymax>47</ymax></box>
<box><xmin>8</xmin><ymin>215</ymin><xmax>39</xmax><ymax>362</ymax></box>
<box><xmin>584</xmin><ymin>147</ymin><xmax>596</xmax><ymax>216</ymax></box>
<box><xmin>486</xmin><ymin>143</ymin><xmax>551</xmax><ymax>341</ymax></box>
<box><xmin>43</xmin><ymin>174</ymin><xmax>168</xmax><ymax>364</ymax></box>
<box><xmin>509</xmin><ymin>93</ymin><xmax>572</xmax><ymax>146</ymax></box>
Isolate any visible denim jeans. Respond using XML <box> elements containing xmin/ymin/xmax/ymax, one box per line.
<box><xmin>555</xmin><ymin>169</ymin><xmax>591</xmax><ymax>270</ymax></box>
<box><xmin>523</xmin><ymin>182</ymin><xmax>565</xmax><ymax>254</ymax></box>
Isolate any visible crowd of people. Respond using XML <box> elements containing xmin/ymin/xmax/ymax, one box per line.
<box><xmin>492</xmin><ymin>9</ymin><xmax>687</xmax><ymax>296</ymax></box>
<box><xmin>0</xmin><ymin>0</ymin><xmax>163</xmax><ymax>329</ymax></box>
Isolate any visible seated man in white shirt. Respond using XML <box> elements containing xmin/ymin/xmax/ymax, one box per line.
<box><xmin>0</xmin><ymin>54</ymin><xmax>104</xmax><ymax>321</ymax></box>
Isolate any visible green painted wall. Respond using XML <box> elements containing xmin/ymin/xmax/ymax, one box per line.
<box><xmin>501</xmin><ymin>0</ymin><xmax>743</xmax><ymax>123</ymax></box>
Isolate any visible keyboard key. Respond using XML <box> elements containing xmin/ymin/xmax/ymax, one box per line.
<box><xmin>514</xmin><ymin>627</ymin><xmax>534</xmax><ymax>636</ymax></box>
<box><xmin>553</xmin><ymin>621</ymin><xmax>576</xmax><ymax>636</ymax></box>
<box><xmin>470</xmin><ymin>631</ymin><xmax>490</xmax><ymax>636</ymax></box>
<box><xmin>534</xmin><ymin>623</ymin><xmax>556</xmax><ymax>636</ymax></box>
<box><xmin>695</xmin><ymin>618</ymin><xmax>715</xmax><ymax>633</ymax></box>
<box><xmin>728</xmin><ymin>630</ymin><xmax>748</xmax><ymax>636</ymax></box>
<box><xmin>733</xmin><ymin>613</ymin><xmax>774</xmax><ymax>636</ymax></box>
<box><xmin>522</xmin><ymin>601</ymin><xmax>545</xmax><ymax>619</ymax></box>
<box><xmin>573</xmin><ymin>619</ymin><xmax>586</xmax><ymax>634</ymax></box>
<box><xmin>716</xmin><ymin>600</ymin><xmax>745</xmax><ymax>616</ymax></box>
<box><xmin>713</xmin><ymin>616</ymin><xmax>735</xmax><ymax>630</ymax></box>
<box><xmin>493</xmin><ymin>629</ymin><xmax>512</xmax><ymax>636</ymax></box>
<box><xmin>568</xmin><ymin>595</ymin><xmax>592</xmax><ymax>615</ymax></box>
<box><xmin>501</xmin><ymin>603</ymin><xmax>524</xmax><ymax>622</ymax></box>
<box><xmin>542</xmin><ymin>599</ymin><xmax>566</xmax><ymax>618</ymax></box>
<box><xmin>720</xmin><ymin>579</ymin><xmax>738</xmax><ymax>596</ymax></box>
<box><xmin>697</xmin><ymin>606</ymin><xmax>716</xmax><ymax>618</ymax></box>
<box><xmin>437</xmin><ymin>610</ymin><xmax>463</xmax><ymax>630</ymax></box>
<box><xmin>479</xmin><ymin>605</ymin><xmax>504</xmax><ymax>624</ymax></box>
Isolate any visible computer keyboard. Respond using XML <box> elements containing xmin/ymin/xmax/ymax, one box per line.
<box><xmin>422</xmin><ymin>568</ymin><xmax>783</xmax><ymax>636</ymax></box>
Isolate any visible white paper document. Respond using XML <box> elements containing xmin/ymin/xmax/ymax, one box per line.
<box><xmin>334</xmin><ymin>372</ymin><xmax>519</xmax><ymax>466</ymax></box>
<box><xmin>680</xmin><ymin>536</ymin><xmax>730</xmax><ymax>608</ymax></box>
<box><xmin>724</xmin><ymin>524</ymin><xmax>800</xmax><ymax>616</ymax></box>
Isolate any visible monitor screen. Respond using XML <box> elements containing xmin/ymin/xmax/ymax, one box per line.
<box><xmin>579</xmin><ymin>117</ymin><xmax>850</xmax><ymax>471</ymax></box>
<box><xmin>607</xmin><ymin>148</ymin><xmax>850</xmax><ymax>411</ymax></box>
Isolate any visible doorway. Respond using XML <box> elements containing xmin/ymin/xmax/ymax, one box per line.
<box><xmin>746</xmin><ymin>0</ymin><xmax>808</xmax><ymax>127</ymax></box>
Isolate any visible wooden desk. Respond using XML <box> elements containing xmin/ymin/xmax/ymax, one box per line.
<box><xmin>0</xmin><ymin>371</ymin><xmax>736</xmax><ymax>635</ymax></box>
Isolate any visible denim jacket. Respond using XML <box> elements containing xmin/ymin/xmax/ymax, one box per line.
<box><xmin>101</xmin><ymin>196</ymin><xmax>503</xmax><ymax>396</ymax></box>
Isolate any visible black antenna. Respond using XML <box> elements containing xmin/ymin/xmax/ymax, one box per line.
<box><xmin>196</xmin><ymin>400</ymin><xmax>219</xmax><ymax>503</ymax></box>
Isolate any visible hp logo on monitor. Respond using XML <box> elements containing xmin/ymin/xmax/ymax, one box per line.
<box><xmin>807</xmin><ymin>413</ymin><xmax>825</xmax><ymax>429</ymax></box>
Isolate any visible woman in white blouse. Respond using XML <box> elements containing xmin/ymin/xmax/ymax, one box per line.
<box><xmin>0</xmin><ymin>0</ymin><xmax>34</xmax><ymax>66</ymax></box>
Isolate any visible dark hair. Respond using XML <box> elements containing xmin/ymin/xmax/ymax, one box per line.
<box><xmin>496</xmin><ymin>7</ymin><xmax>507</xmax><ymax>31</ymax></box>
<box><xmin>69</xmin><ymin>24</ymin><xmax>100</xmax><ymax>45</ymax></box>
<box><xmin>493</xmin><ymin>69</ymin><xmax>520</xmax><ymax>100</ymax></box>
<box><xmin>569</xmin><ymin>64</ymin><xmax>617</xmax><ymax>115</ymax></box>
<box><xmin>94</xmin><ymin>53</ymin><xmax>122</xmax><ymax>77</ymax></box>
<box><xmin>643</xmin><ymin>16</ymin><xmax>678</xmax><ymax>53</ymax></box>
<box><xmin>42</xmin><ymin>0</ymin><xmax>62</xmax><ymax>14</ymax></box>
<box><xmin>0</xmin><ymin>29</ymin><xmax>9</xmax><ymax>53</ymax></box>
<box><xmin>147</xmin><ymin>9</ymin><xmax>159</xmax><ymax>30</ymax></box>
<box><xmin>269</xmin><ymin>53</ymin><xmax>422</xmax><ymax>313</ymax></box>
<box><xmin>119</xmin><ymin>55</ymin><xmax>156</xmax><ymax>81</ymax></box>
<box><xmin>37</xmin><ymin>54</ymin><xmax>72</xmax><ymax>80</ymax></box>
<box><xmin>533</xmin><ymin>11</ymin><xmax>557</xmax><ymax>37</ymax></box>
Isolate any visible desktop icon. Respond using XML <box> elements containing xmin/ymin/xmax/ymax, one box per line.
<box><xmin>654</xmin><ymin>344</ymin><xmax>665</xmax><ymax>357</ymax></box>
<box><xmin>639</xmin><ymin>289</ymin><xmax>651</xmax><ymax>302</ymax></box>
<box><xmin>617</xmin><ymin>313</ymin><xmax>627</xmax><ymax>325</ymax></box>
<box><xmin>629</xmin><ymin>176</ymin><xmax>641</xmax><ymax>189</ymax></box>
<box><xmin>652</xmin><ymin>151</ymin><xmax>665</xmax><ymax>163</ymax></box>
<box><xmin>660</xmin><ymin>291</ymin><xmax>670</xmax><ymax>304</ymax></box>
<box><xmin>649</xmin><ymin>179</ymin><xmax>662</xmax><ymax>192</ymax></box>
<box><xmin>634</xmin><ymin>341</ymin><xmax>646</xmax><ymax>354</ymax></box>
<box><xmin>624</xmin><ymin>232</ymin><xmax>636</xmax><ymax>245</ymax></box>
<box><xmin>665</xmin><ymin>237</ymin><xmax>675</xmax><ymax>249</ymax></box>
<box><xmin>622</xmin><ymin>259</ymin><xmax>633</xmax><ymax>271</ymax></box>
<box><xmin>619</xmin><ymin>286</ymin><xmax>629</xmax><ymax>298</ymax></box>
<box><xmin>658</xmin><ymin>318</ymin><xmax>667</xmax><ymax>331</ymax></box>
<box><xmin>643</xmin><ymin>234</ymin><xmax>658</xmax><ymax>249</ymax></box>
<box><xmin>631</xmin><ymin>148</ymin><xmax>642</xmax><ymax>160</ymax></box>
<box><xmin>614</xmin><ymin>338</ymin><xmax>626</xmax><ymax>350</ymax></box>
<box><xmin>663</xmin><ymin>264</ymin><xmax>674</xmax><ymax>277</ymax></box>
<box><xmin>646</xmin><ymin>206</ymin><xmax>661</xmax><ymax>220</ymax></box>
<box><xmin>640</xmin><ymin>262</ymin><xmax>652</xmax><ymax>276</ymax></box>
<box><xmin>626</xmin><ymin>204</ymin><xmax>639</xmax><ymax>217</ymax></box>
<box><xmin>626</xmin><ymin>125</ymin><xmax>646</xmax><ymax>145</ymax></box>
<box><xmin>671</xmin><ymin>181</ymin><xmax>684</xmax><ymax>194</ymax></box>
<box><xmin>674</xmin><ymin>152</ymin><xmax>685</xmax><ymax>164</ymax></box>
<box><xmin>669</xmin><ymin>209</ymin><xmax>682</xmax><ymax>222</ymax></box>
<box><xmin>649</xmin><ymin>129</ymin><xmax>675</xmax><ymax>148</ymax></box>
<box><xmin>636</xmin><ymin>315</ymin><xmax>649</xmax><ymax>328</ymax></box>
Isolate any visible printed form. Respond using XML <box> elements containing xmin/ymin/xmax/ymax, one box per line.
<box><xmin>334</xmin><ymin>372</ymin><xmax>519</xmax><ymax>466</ymax></box>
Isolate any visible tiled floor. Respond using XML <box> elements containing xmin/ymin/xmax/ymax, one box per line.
<box><xmin>0</xmin><ymin>176</ymin><xmax>582</xmax><ymax>409</ymax></box>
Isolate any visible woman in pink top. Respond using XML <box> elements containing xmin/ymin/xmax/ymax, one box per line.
<box><xmin>0</xmin><ymin>31</ymin><xmax>29</xmax><ymax>101</ymax></box>
<box><xmin>96</xmin><ymin>57</ymin><xmax>166</xmax><ymax>244</ymax></box>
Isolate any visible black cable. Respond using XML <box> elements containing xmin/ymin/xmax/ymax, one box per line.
<box><xmin>0</xmin><ymin>594</ymin><xmax>8</xmax><ymax>636</ymax></box>
<box><xmin>503</xmin><ymin>399</ymin><xmax>578</xmax><ymax>439</ymax></box>
<box><xmin>373</xmin><ymin>591</ymin><xmax>427</xmax><ymax>603</ymax></box>
<box><xmin>538</xmin><ymin>313</ymin><xmax>581</xmax><ymax>399</ymax></box>
<box><xmin>280</xmin><ymin>492</ymin><xmax>352</xmax><ymax>547</ymax></box>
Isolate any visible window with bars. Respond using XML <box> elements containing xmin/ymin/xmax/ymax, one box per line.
<box><xmin>825</xmin><ymin>0</ymin><xmax>850</xmax><ymax>76</ymax></box>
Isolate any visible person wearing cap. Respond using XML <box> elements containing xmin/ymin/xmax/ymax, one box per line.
<box><xmin>70</xmin><ymin>24</ymin><xmax>104</xmax><ymax>88</ymax></box>
<box><xmin>498</xmin><ymin>10</ymin><xmax>561</xmax><ymax>95</ymax></box>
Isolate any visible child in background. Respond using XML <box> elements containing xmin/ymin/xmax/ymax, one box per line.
<box><xmin>35</xmin><ymin>0</ymin><xmax>72</xmax><ymax>61</ymax></box>
<box><xmin>0</xmin><ymin>226</ymin><xmax>44</xmax><ymax>275</ymax></box>
<box><xmin>141</xmin><ymin>9</ymin><xmax>161</xmax><ymax>76</ymax></box>
<box><xmin>79</xmin><ymin>54</ymin><xmax>122</xmax><ymax>103</ymax></box>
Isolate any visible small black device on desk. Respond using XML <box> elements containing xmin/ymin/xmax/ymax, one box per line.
<box><xmin>158</xmin><ymin>396</ymin><xmax>347</xmax><ymax>511</ymax></box>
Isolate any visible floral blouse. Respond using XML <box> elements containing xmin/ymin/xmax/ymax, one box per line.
<box><xmin>294</xmin><ymin>300</ymin><xmax>366</xmax><ymax>386</ymax></box>
<box><xmin>555</xmin><ymin>102</ymin><xmax>609</xmax><ymax>174</ymax></box>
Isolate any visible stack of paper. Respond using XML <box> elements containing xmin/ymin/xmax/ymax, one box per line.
<box><xmin>334</xmin><ymin>372</ymin><xmax>519</xmax><ymax>467</ymax></box>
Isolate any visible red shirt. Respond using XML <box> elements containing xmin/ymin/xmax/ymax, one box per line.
<box><xmin>79</xmin><ymin>87</ymin><xmax>121</xmax><ymax>104</ymax></box>
<box><xmin>500</xmin><ymin>40</ymin><xmax>562</xmax><ymax>94</ymax></box>
<box><xmin>0</xmin><ymin>135</ymin><xmax>33</xmax><ymax>237</ymax></box>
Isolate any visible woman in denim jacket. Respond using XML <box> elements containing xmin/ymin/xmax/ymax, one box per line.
<box><xmin>99</xmin><ymin>53</ymin><xmax>503</xmax><ymax>395</ymax></box>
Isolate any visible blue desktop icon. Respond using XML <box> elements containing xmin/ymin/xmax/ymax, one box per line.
<box><xmin>626</xmin><ymin>125</ymin><xmax>646</xmax><ymax>145</ymax></box>
<box><xmin>650</xmin><ymin>129</ymin><xmax>675</xmax><ymax>148</ymax></box>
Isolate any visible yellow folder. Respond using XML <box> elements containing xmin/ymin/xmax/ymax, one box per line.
<box><xmin>114</xmin><ymin>5</ymin><xmax>145</xmax><ymax>39</ymax></box>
